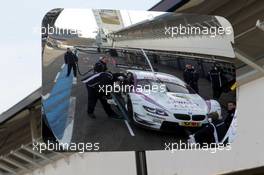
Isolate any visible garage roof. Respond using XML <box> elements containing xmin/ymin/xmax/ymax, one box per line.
<box><xmin>0</xmin><ymin>89</ymin><xmax>40</xmax><ymax>124</ymax></box>
<box><xmin>150</xmin><ymin>0</ymin><xmax>264</xmax><ymax>85</ymax></box>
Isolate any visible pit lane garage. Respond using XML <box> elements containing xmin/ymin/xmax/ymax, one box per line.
<box><xmin>41</xmin><ymin>11</ymin><xmax>236</xmax><ymax>151</ymax></box>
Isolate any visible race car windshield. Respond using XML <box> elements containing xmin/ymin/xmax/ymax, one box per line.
<box><xmin>164</xmin><ymin>82</ymin><xmax>193</xmax><ymax>94</ymax></box>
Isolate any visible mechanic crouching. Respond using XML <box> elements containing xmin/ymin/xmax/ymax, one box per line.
<box><xmin>188</xmin><ymin>101</ymin><xmax>237</xmax><ymax>145</ymax></box>
<box><xmin>94</xmin><ymin>56</ymin><xmax>108</xmax><ymax>73</ymax></box>
<box><xmin>82</xmin><ymin>56</ymin><xmax>119</xmax><ymax>119</ymax></box>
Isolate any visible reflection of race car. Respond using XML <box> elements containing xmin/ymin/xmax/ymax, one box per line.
<box><xmin>121</xmin><ymin>70</ymin><xmax>221</xmax><ymax>131</ymax></box>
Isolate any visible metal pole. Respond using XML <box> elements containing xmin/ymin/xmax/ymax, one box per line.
<box><xmin>0</xmin><ymin>163</ymin><xmax>17</xmax><ymax>174</ymax></box>
<box><xmin>235</xmin><ymin>49</ymin><xmax>264</xmax><ymax>74</ymax></box>
<box><xmin>10</xmin><ymin>151</ymin><xmax>41</xmax><ymax>168</ymax></box>
<box><xmin>127</xmin><ymin>11</ymin><xmax>133</xmax><ymax>25</ymax></box>
<box><xmin>141</xmin><ymin>49</ymin><xmax>154</xmax><ymax>73</ymax></box>
<box><xmin>135</xmin><ymin>151</ymin><xmax>148</xmax><ymax>175</ymax></box>
<box><xmin>1</xmin><ymin>156</ymin><xmax>29</xmax><ymax>171</ymax></box>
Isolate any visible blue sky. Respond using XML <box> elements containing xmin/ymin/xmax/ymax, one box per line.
<box><xmin>0</xmin><ymin>0</ymin><xmax>160</xmax><ymax>114</ymax></box>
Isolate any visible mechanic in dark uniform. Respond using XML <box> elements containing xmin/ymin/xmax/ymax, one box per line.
<box><xmin>191</xmin><ymin>111</ymin><xmax>227</xmax><ymax>144</ymax></box>
<box><xmin>209</xmin><ymin>65</ymin><xmax>223</xmax><ymax>99</ymax></box>
<box><xmin>183</xmin><ymin>64</ymin><xmax>199</xmax><ymax>93</ymax></box>
<box><xmin>94</xmin><ymin>56</ymin><xmax>108</xmax><ymax>73</ymax></box>
<box><xmin>82</xmin><ymin>56</ymin><xmax>118</xmax><ymax>119</ymax></box>
<box><xmin>225</xmin><ymin>101</ymin><xmax>236</xmax><ymax>129</ymax></box>
<box><xmin>183</xmin><ymin>64</ymin><xmax>192</xmax><ymax>84</ymax></box>
<box><xmin>64</xmin><ymin>48</ymin><xmax>78</xmax><ymax>77</ymax></box>
<box><xmin>189</xmin><ymin>101</ymin><xmax>236</xmax><ymax>144</ymax></box>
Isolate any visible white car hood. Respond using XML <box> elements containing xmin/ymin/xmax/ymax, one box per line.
<box><xmin>138</xmin><ymin>92</ymin><xmax>208</xmax><ymax>115</ymax></box>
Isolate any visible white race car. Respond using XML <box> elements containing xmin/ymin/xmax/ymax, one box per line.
<box><xmin>121</xmin><ymin>70</ymin><xmax>221</xmax><ymax>131</ymax></box>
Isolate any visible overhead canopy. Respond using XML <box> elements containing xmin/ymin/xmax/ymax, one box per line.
<box><xmin>150</xmin><ymin>0</ymin><xmax>264</xmax><ymax>84</ymax></box>
<box><xmin>0</xmin><ymin>89</ymin><xmax>40</xmax><ymax>124</ymax></box>
<box><xmin>109</xmin><ymin>13</ymin><xmax>235</xmax><ymax>58</ymax></box>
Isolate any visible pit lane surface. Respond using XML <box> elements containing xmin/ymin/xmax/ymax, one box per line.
<box><xmin>42</xmin><ymin>47</ymin><xmax>235</xmax><ymax>151</ymax></box>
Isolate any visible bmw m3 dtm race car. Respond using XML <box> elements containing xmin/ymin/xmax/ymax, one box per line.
<box><xmin>116</xmin><ymin>69</ymin><xmax>221</xmax><ymax>131</ymax></box>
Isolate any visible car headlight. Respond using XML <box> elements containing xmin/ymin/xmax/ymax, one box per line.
<box><xmin>143</xmin><ymin>105</ymin><xmax>168</xmax><ymax>116</ymax></box>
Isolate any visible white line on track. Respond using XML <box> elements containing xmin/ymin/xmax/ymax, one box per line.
<box><xmin>54</xmin><ymin>72</ymin><xmax>60</xmax><ymax>82</ymax></box>
<box><xmin>59</xmin><ymin>96</ymin><xmax>76</xmax><ymax>145</ymax></box>
<box><xmin>61</xmin><ymin>63</ymin><xmax>65</xmax><ymax>69</ymax></box>
<box><xmin>42</xmin><ymin>93</ymin><xmax>50</xmax><ymax>100</ymax></box>
<box><xmin>83</xmin><ymin>57</ymin><xmax>89</xmax><ymax>61</ymax></box>
<box><xmin>73</xmin><ymin>77</ymin><xmax>77</xmax><ymax>85</ymax></box>
<box><xmin>124</xmin><ymin>120</ymin><xmax>135</xmax><ymax>136</ymax></box>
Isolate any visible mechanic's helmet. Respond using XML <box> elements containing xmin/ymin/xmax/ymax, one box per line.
<box><xmin>207</xmin><ymin>100</ymin><xmax>222</xmax><ymax>122</ymax></box>
<box><xmin>207</xmin><ymin>112</ymin><xmax>220</xmax><ymax>123</ymax></box>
